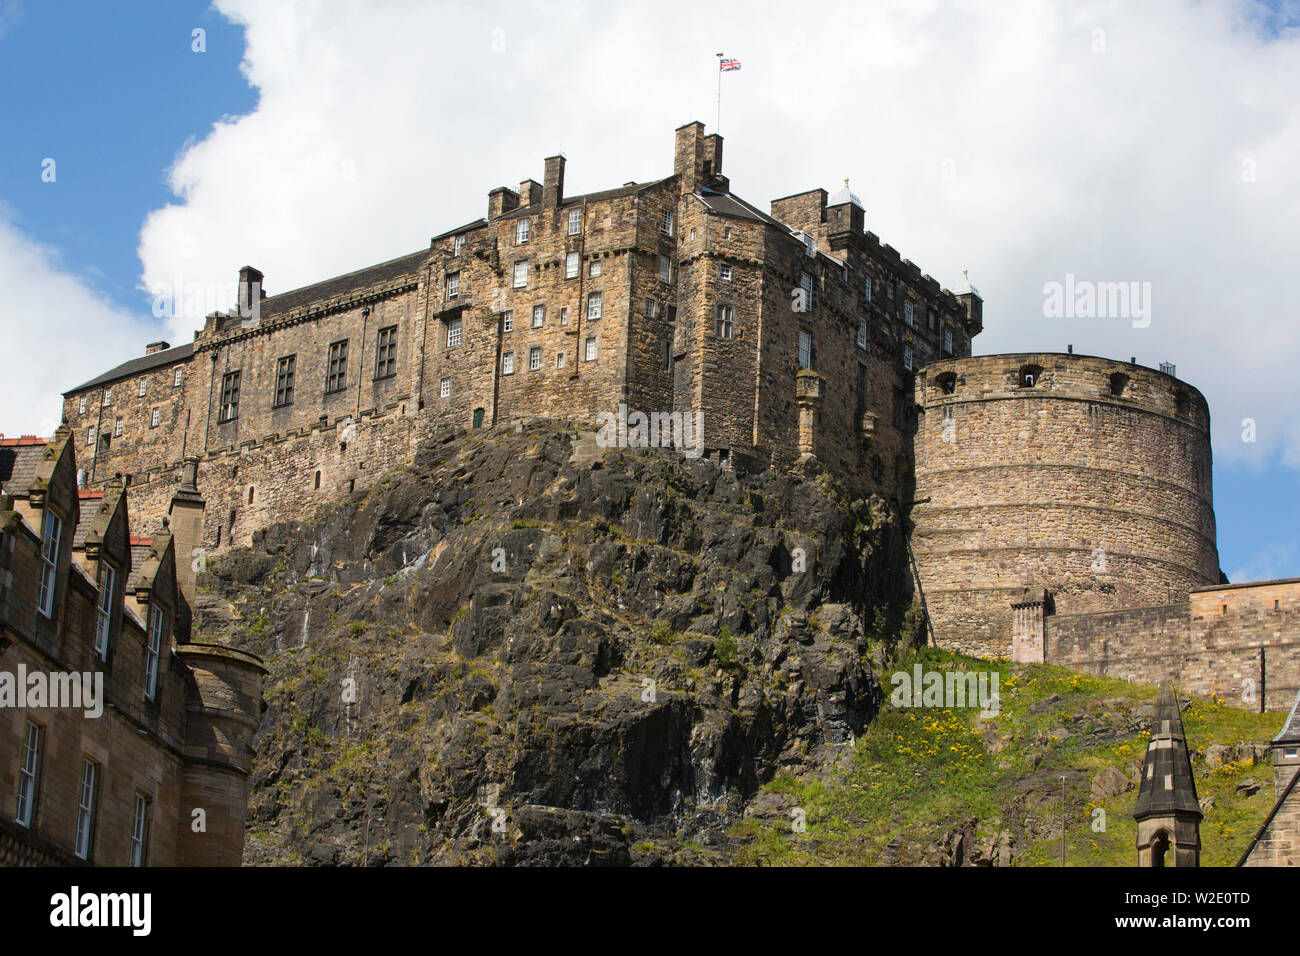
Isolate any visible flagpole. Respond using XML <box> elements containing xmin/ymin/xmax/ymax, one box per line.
<box><xmin>716</xmin><ymin>52</ymin><xmax>723</xmax><ymax>132</ymax></box>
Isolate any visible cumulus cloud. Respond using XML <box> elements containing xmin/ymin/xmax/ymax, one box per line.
<box><xmin>129</xmin><ymin>0</ymin><xmax>1300</xmax><ymax>472</ymax></box>
<box><xmin>0</xmin><ymin>207</ymin><xmax>157</xmax><ymax>437</ymax></box>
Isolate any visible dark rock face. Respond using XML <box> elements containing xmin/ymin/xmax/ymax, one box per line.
<box><xmin>197</xmin><ymin>423</ymin><xmax>913</xmax><ymax>865</ymax></box>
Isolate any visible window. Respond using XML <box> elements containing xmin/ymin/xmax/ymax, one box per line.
<box><xmin>102</xmin><ymin>387</ymin><xmax>112</xmax><ymax>407</ymax></box>
<box><xmin>801</xmin><ymin>233</ymin><xmax>815</xmax><ymax>257</ymax></box>
<box><xmin>218</xmin><ymin>371</ymin><xmax>240</xmax><ymax>422</ymax></box>
<box><xmin>532</xmin><ymin>305</ymin><xmax>545</xmax><ymax>328</ymax></box>
<box><xmin>113</xmin><ymin>417</ymin><xmax>123</xmax><ymax>438</ymax></box>
<box><xmin>1020</xmin><ymin>364</ymin><xmax>1042</xmax><ymax>388</ymax></box>
<box><xmin>556</xmin><ymin>352</ymin><xmax>566</xmax><ymax>369</ymax></box>
<box><xmin>129</xmin><ymin>795</ymin><xmax>151</xmax><ymax>867</ymax></box>
<box><xmin>516</xmin><ymin>218</ymin><xmax>530</xmax><ymax>244</ymax></box>
<box><xmin>937</xmin><ymin>372</ymin><xmax>957</xmax><ymax>395</ymax></box>
<box><xmin>150</xmin><ymin>408</ymin><xmax>160</xmax><ymax>428</ymax></box>
<box><xmin>887</xmin><ymin>281</ymin><xmax>895</xmax><ymax>300</ymax></box>
<box><xmin>15</xmin><ymin>722</ymin><xmax>40</xmax><ymax>828</ymax></box>
<box><xmin>439</xmin><ymin>377</ymin><xmax>451</xmax><ymax>399</ymax></box>
<box><xmin>689</xmin><ymin>229</ymin><xmax>697</xmax><ymax>241</ymax></box>
<box><xmin>904</xmin><ymin>301</ymin><xmax>914</xmax><ymax>327</ymax></box>
<box><xmin>567</xmin><ymin>208</ymin><xmax>581</xmax><ymax>235</ymax></box>
<box><xmin>723</xmin><ymin>226</ymin><xmax>732</xmax><ymax>239</ymax></box>
<box><xmin>720</xmin><ymin>263</ymin><xmax>732</xmax><ymax>281</ymax></box>
<box><xmin>86</xmin><ymin>426</ymin><xmax>95</xmax><ymax>447</ymax></box>
<box><xmin>588</xmin><ymin>259</ymin><xmax>602</xmax><ymax>277</ymax></box>
<box><xmin>502</xmin><ymin>352</ymin><xmax>515</xmax><ymax>375</ymax></box>
<box><xmin>799</xmin><ymin>272</ymin><xmax>815</xmax><ymax>312</ymax></box>
<box><xmin>78</xmin><ymin>396</ymin><xmax>87</xmax><ymax>415</ymax></box>
<box><xmin>38</xmin><ymin>509</ymin><xmax>61</xmax><ymax>618</ymax></box>
<box><xmin>560</xmin><ymin>307</ymin><xmax>569</xmax><ymax>326</ymax></box>
<box><xmin>661</xmin><ymin>210</ymin><xmax>674</xmax><ymax>236</ymax></box>
<box><xmin>94</xmin><ymin>563</ymin><xmax>115</xmax><ymax>661</ymax></box>
<box><xmin>145</xmin><ymin>605</ymin><xmax>163</xmax><ymax>700</ymax></box>
<box><xmin>857</xmin><ymin>319</ymin><xmax>868</xmax><ymax>350</ymax></box>
<box><xmin>446</xmin><ymin>317</ymin><xmax>462</xmax><ymax>347</ymax></box>
<box><xmin>662</xmin><ymin>340</ymin><xmax>672</xmax><ymax>370</ymax></box>
<box><xmin>173</xmin><ymin>367</ymin><xmax>183</xmax><ymax>387</ymax></box>
<box><xmin>446</xmin><ymin>271</ymin><xmax>461</xmax><ymax>299</ymax></box>
<box><xmin>584</xmin><ymin>337</ymin><xmax>597</xmax><ymax>362</ymax></box>
<box><xmin>375</xmin><ymin>326</ymin><xmax>398</xmax><ymax>379</ymax></box>
<box><xmin>453</xmin><ymin>234</ymin><xmax>466</xmax><ymax>256</ymax></box>
<box><xmin>314</xmin><ymin>471</ymin><xmax>321</xmax><ymax>490</ymax></box>
<box><xmin>903</xmin><ymin>346</ymin><xmax>914</xmax><ymax>372</ymax></box>
<box><xmin>864</xmin><ymin>276</ymin><xmax>872</xmax><ymax>302</ymax></box>
<box><xmin>513</xmin><ymin>261</ymin><xmax>529</xmax><ymax>289</ymax></box>
<box><xmin>798</xmin><ymin>330</ymin><xmax>814</xmax><ymax>370</ymax></box>
<box><xmin>856</xmin><ymin>364</ymin><xmax>870</xmax><ymax>413</ymax></box>
<box><xmin>326</xmin><ymin>340</ymin><xmax>349</xmax><ymax>393</ymax></box>
<box><xmin>645</xmin><ymin>299</ymin><xmax>657</xmax><ymax>319</ymax></box>
<box><xmin>565</xmin><ymin>252</ymin><xmax>579</xmax><ymax>279</ymax></box>
<box><xmin>74</xmin><ymin>760</ymin><xmax>98</xmax><ymax>861</ymax></box>
<box><xmin>274</xmin><ymin>355</ymin><xmax>296</xmax><ymax>407</ymax></box>
<box><xmin>658</xmin><ymin>255</ymin><xmax>671</xmax><ymax>282</ymax></box>
<box><xmin>529</xmin><ymin>346</ymin><xmax>542</xmax><ymax>371</ymax></box>
<box><xmin>943</xmin><ymin>328</ymin><xmax>953</xmax><ymax>355</ymax></box>
<box><xmin>138</xmin><ymin>379</ymin><xmax>147</xmax><ymax>398</ymax></box>
<box><xmin>587</xmin><ymin>291</ymin><xmax>603</xmax><ymax>320</ymax></box>
<box><xmin>1109</xmin><ymin>372</ymin><xmax>1129</xmax><ymax>396</ymax></box>
<box><xmin>716</xmin><ymin>304</ymin><xmax>734</xmax><ymax>339</ymax></box>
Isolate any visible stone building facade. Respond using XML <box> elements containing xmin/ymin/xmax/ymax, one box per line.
<box><xmin>0</xmin><ymin>430</ymin><xmax>264</xmax><ymax>866</ymax></box>
<box><xmin>912</xmin><ymin>352</ymin><xmax>1221</xmax><ymax>657</ymax></box>
<box><xmin>59</xmin><ymin>120</ymin><xmax>981</xmax><ymax>552</ymax></box>
<box><xmin>1239</xmin><ymin>689</ymin><xmax>1300</xmax><ymax>865</ymax></box>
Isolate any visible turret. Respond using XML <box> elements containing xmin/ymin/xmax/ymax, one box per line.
<box><xmin>1134</xmin><ymin>683</ymin><xmax>1202</xmax><ymax>866</ymax></box>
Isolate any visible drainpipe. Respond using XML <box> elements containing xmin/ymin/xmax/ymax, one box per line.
<box><xmin>90</xmin><ymin>386</ymin><xmax>106</xmax><ymax>483</ymax></box>
<box><xmin>355</xmin><ymin>305</ymin><xmax>370</xmax><ymax>417</ymax></box>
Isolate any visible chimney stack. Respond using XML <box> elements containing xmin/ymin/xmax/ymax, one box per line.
<box><xmin>674</xmin><ymin>121</ymin><xmax>706</xmax><ymax>196</ymax></box>
<box><xmin>518</xmin><ymin>179</ymin><xmax>542</xmax><ymax>207</ymax></box>
<box><xmin>145</xmin><ymin>341</ymin><xmax>171</xmax><ymax>355</ymax></box>
<box><xmin>238</xmin><ymin>266</ymin><xmax>263</xmax><ymax>316</ymax></box>
<box><xmin>488</xmin><ymin>186</ymin><xmax>520</xmax><ymax>220</ymax></box>
<box><xmin>543</xmin><ymin>155</ymin><xmax>565</xmax><ymax>208</ymax></box>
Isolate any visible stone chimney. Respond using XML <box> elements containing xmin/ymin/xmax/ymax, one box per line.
<box><xmin>489</xmin><ymin>186</ymin><xmax>520</xmax><ymax>220</ymax></box>
<box><xmin>237</xmin><ymin>266</ymin><xmax>263</xmax><ymax>316</ymax></box>
<box><xmin>674</xmin><ymin>121</ymin><xmax>706</xmax><ymax>196</ymax></box>
<box><xmin>702</xmin><ymin>133</ymin><xmax>724</xmax><ymax>183</ymax></box>
<box><xmin>145</xmin><ymin>341</ymin><xmax>171</xmax><ymax>355</ymax></box>
<box><xmin>518</xmin><ymin>179</ymin><xmax>543</xmax><ymax>207</ymax></box>
<box><xmin>543</xmin><ymin>155</ymin><xmax>565</xmax><ymax>208</ymax></box>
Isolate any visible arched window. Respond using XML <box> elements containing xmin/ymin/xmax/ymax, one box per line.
<box><xmin>314</xmin><ymin>470</ymin><xmax>322</xmax><ymax>490</ymax></box>
<box><xmin>1151</xmin><ymin>830</ymin><xmax>1171</xmax><ymax>867</ymax></box>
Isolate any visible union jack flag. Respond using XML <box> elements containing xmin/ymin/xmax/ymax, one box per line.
<box><xmin>720</xmin><ymin>58</ymin><xmax>741</xmax><ymax>71</ymax></box>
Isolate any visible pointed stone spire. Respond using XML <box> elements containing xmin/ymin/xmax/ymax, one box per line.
<box><xmin>1134</xmin><ymin>682</ymin><xmax>1202</xmax><ymax>866</ymax></box>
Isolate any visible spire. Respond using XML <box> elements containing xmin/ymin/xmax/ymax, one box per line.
<box><xmin>1134</xmin><ymin>683</ymin><xmax>1202</xmax><ymax>821</ymax></box>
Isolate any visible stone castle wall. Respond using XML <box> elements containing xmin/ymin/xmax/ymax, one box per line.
<box><xmin>912</xmin><ymin>352</ymin><xmax>1220</xmax><ymax>658</ymax></box>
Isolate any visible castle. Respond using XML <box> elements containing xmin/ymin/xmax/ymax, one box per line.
<box><xmin>6</xmin><ymin>119</ymin><xmax>1299</xmax><ymax>865</ymax></box>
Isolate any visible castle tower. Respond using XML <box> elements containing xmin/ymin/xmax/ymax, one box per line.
<box><xmin>1134</xmin><ymin>683</ymin><xmax>1202</xmax><ymax>867</ymax></box>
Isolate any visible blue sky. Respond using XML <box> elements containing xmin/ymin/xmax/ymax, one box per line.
<box><xmin>0</xmin><ymin>0</ymin><xmax>1297</xmax><ymax>583</ymax></box>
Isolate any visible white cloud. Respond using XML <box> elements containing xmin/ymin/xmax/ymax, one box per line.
<box><xmin>0</xmin><ymin>208</ymin><xmax>157</xmax><ymax>437</ymax></box>
<box><xmin>129</xmin><ymin>0</ymin><xmax>1300</xmax><ymax>471</ymax></box>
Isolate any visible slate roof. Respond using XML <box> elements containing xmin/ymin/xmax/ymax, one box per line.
<box><xmin>0</xmin><ymin>443</ymin><xmax>45</xmax><ymax>495</ymax></box>
<box><xmin>66</xmin><ymin>342</ymin><xmax>195</xmax><ymax>395</ymax></box>
<box><xmin>697</xmin><ymin>188</ymin><xmax>793</xmax><ymax>231</ymax></box>
<box><xmin>1275</xmin><ymin>688</ymin><xmax>1300</xmax><ymax>745</ymax></box>
<box><xmin>1133</xmin><ymin>683</ymin><xmax>1202</xmax><ymax>820</ymax></box>
<box><xmin>253</xmin><ymin>248</ymin><xmax>429</xmax><ymax>321</ymax></box>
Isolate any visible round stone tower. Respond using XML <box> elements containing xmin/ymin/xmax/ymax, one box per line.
<box><xmin>911</xmin><ymin>352</ymin><xmax>1220</xmax><ymax>657</ymax></box>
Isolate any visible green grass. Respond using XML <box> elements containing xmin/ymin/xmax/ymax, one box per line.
<box><xmin>731</xmin><ymin>649</ymin><xmax>1282</xmax><ymax>866</ymax></box>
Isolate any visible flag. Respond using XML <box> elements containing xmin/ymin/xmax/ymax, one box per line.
<box><xmin>720</xmin><ymin>58</ymin><xmax>741</xmax><ymax>71</ymax></box>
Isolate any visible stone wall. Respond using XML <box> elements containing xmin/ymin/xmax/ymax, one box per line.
<box><xmin>912</xmin><ymin>352</ymin><xmax>1220</xmax><ymax>657</ymax></box>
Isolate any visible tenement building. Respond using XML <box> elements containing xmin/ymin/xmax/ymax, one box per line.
<box><xmin>0</xmin><ymin>430</ymin><xmax>264</xmax><ymax>865</ymax></box>
<box><xmin>36</xmin><ymin>119</ymin><xmax>1299</xmax><ymax>717</ymax></box>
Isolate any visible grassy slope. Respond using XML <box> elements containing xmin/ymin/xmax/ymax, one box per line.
<box><xmin>731</xmin><ymin>648</ymin><xmax>1281</xmax><ymax>866</ymax></box>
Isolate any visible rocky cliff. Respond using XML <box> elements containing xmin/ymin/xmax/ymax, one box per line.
<box><xmin>194</xmin><ymin>422</ymin><xmax>916</xmax><ymax>865</ymax></box>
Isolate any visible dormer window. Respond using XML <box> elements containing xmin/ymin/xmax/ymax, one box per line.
<box><xmin>38</xmin><ymin>509</ymin><xmax>62</xmax><ymax>618</ymax></box>
<box><xmin>1020</xmin><ymin>364</ymin><xmax>1043</xmax><ymax>388</ymax></box>
<box><xmin>94</xmin><ymin>563</ymin><xmax>116</xmax><ymax>661</ymax></box>
<box><xmin>516</xmin><ymin>219</ymin><xmax>530</xmax><ymax>244</ymax></box>
<box><xmin>144</xmin><ymin>605</ymin><xmax>163</xmax><ymax>700</ymax></box>
<box><xmin>453</xmin><ymin>234</ymin><xmax>466</xmax><ymax>257</ymax></box>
